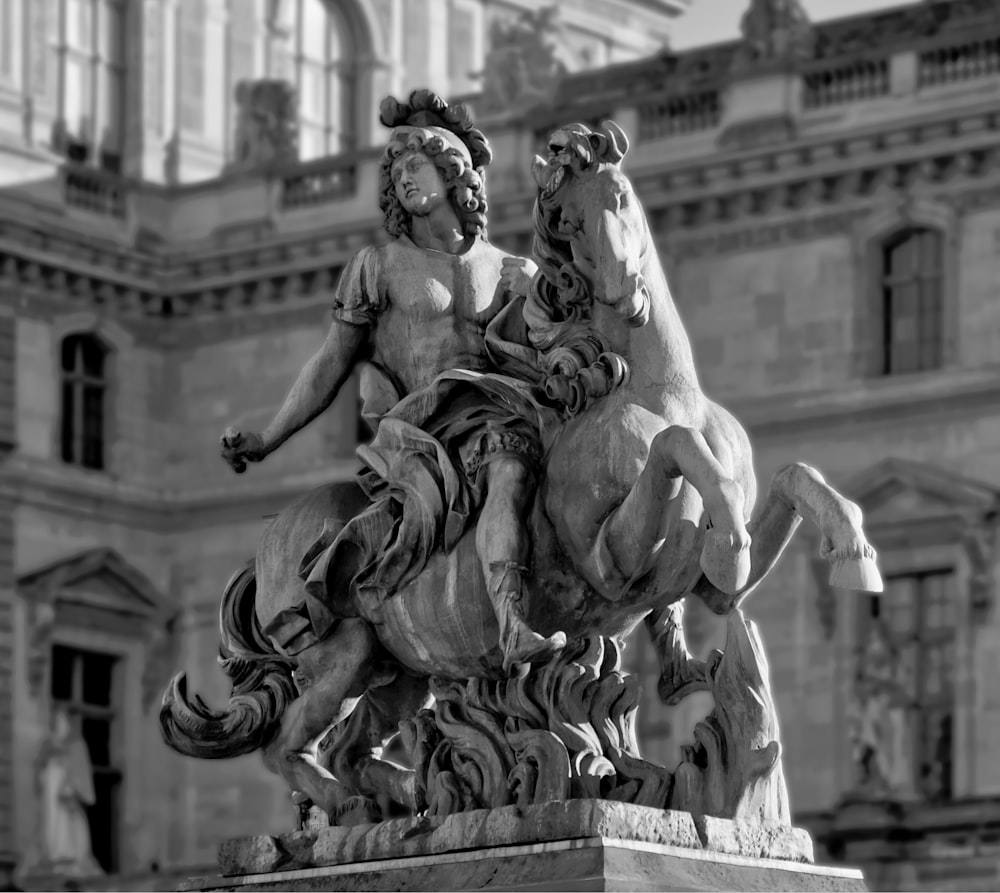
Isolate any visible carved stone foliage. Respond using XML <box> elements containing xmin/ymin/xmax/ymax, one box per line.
<box><xmin>651</xmin><ymin>604</ymin><xmax>790</xmax><ymax>825</ymax></box>
<box><xmin>400</xmin><ymin>638</ymin><xmax>672</xmax><ymax>817</ymax></box>
<box><xmin>477</xmin><ymin>6</ymin><xmax>567</xmax><ymax>115</ymax></box>
<box><xmin>228</xmin><ymin>79</ymin><xmax>300</xmax><ymax>173</ymax></box>
<box><xmin>375</xmin><ymin>609</ymin><xmax>789</xmax><ymax>827</ymax></box>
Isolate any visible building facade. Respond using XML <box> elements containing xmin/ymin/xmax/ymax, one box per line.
<box><xmin>1</xmin><ymin>0</ymin><xmax>1000</xmax><ymax>889</ymax></box>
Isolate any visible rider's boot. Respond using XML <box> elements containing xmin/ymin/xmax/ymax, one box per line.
<box><xmin>488</xmin><ymin>561</ymin><xmax>567</xmax><ymax>671</ymax></box>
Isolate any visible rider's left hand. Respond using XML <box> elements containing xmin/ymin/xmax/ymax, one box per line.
<box><xmin>501</xmin><ymin>256</ymin><xmax>539</xmax><ymax>297</ymax></box>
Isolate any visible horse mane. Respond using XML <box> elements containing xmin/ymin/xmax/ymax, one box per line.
<box><xmin>527</xmin><ymin>129</ymin><xmax>631</xmax><ymax>417</ymax></box>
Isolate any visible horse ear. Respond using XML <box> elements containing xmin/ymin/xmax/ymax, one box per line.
<box><xmin>598</xmin><ymin>120</ymin><xmax>629</xmax><ymax>164</ymax></box>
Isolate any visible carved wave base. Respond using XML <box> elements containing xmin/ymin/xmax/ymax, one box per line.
<box><xmin>181</xmin><ymin>801</ymin><xmax>867</xmax><ymax>892</ymax></box>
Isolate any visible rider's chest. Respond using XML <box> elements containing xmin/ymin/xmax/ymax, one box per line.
<box><xmin>385</xmin><ymin>252</ymin><xmax>501</xmax><ymax>323</ymax></box>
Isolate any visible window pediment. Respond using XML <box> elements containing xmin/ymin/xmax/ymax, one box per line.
<box><xmin>844</xmin><ymin>458</ymin><xmax>999</xmax><ymax>530</ymax></box>
<box><xmin>18</xmin><ymin>548</ymin><xmax>177</xmax><ymax>708</ymax></box>
<box><xmin>18</xmin><ymin>547</ymin><xmax>171</xmax><ymax>622</ymax></box>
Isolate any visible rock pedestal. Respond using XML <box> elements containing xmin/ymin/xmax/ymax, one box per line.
<box><xmin>179</xmin><ymin>801</ymin><xmax>867</xmax><ymax>892</ymax></box>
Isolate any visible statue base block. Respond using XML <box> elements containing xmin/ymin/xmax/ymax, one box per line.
<box><xmin>181</xmin><ymin>837</ymin><xmax>865</xmax><ymax>892</ymax></box>
<box><xmin>179</xmin><ymin>801</ymin><xmax>866</xmax><ymax>892</ymax></box>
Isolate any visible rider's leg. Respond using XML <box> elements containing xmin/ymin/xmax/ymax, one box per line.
<box><xmin>260</xmin><ymin>617</ymin><xmax>379</xmax><ymax>816</ymax></box>
<box><xmin>478</xmin><ymin>453</ymin><xmax>566</xmax><ymax>670</ymax></box>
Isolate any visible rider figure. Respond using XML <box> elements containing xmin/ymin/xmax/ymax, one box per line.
<box><xmin>222</xmin><ymin>91</ymin><xmax>566</xmax><ymax>671</ymax></box>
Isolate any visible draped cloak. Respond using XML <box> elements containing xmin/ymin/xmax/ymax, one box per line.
<box><xmin>262</xmin><ymin>241</ymin><xmax>556</xmax><ymax>655</ymax></box>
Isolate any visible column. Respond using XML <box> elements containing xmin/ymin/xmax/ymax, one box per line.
<box><xmin>0</xmin><ymin>291</ymin><xmax>16</xmax><ymax>886</ymax></box>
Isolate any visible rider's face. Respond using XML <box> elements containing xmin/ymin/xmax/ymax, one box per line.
<box><xmin>392</xmin><ymin>151</ymin><xmax>448</xmax><ymax>217</ymax></box>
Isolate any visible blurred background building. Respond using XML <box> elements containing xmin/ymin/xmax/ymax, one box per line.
<box><xmin>0</xmin><ymin>0</ymin><xmax>999</xmax><ymax>889</ymax></box>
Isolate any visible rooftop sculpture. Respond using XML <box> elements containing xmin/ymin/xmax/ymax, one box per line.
<box><xmin>161</xmin><ymin>89</ymin><xmax>882</xmax><ymax>843</ymax></box>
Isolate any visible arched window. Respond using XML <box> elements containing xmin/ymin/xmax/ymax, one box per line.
<box><xmin>60</xmin><ymin>334</ymin><xmax>108</xmax><ymax>470</ymax></box>
<box><xmin>295</xmin><ymin>0</ymin><xmax>357</xmax><ymax>160</ymax></box>
<box><xmin>880</xmin><ymin>228</ymin><xmax>944</xmax><ymax>375</ymax></box>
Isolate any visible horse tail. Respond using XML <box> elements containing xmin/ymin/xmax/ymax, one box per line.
<box><xmin>160</xmin><ymin>562</ymin><xmax>298</xmax><ymax>759</ymax></box>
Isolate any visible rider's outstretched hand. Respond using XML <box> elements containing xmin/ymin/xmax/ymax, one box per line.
<box><xmin>220</xmin><ymin>427</ymin><xmax>266</xmax><ymax>474</ymax></box>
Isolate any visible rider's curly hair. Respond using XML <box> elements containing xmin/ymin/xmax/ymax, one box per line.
<box><xmin>378</xmin><ymin>131</ymin><xmax>489</xmax><ymax>239</ymax></box>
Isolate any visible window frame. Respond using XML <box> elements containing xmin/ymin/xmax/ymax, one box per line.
<box><xmin>837</xmin><ymin>535</ymin><xmax>976</xmax><ymax>803</ymax></box>
<box><xmin>880</xmin><ymin>228</ymin><xmax>945</xmax><ymax>376</ymax></box>
<box><xmin>58</xmin><ymin>332</ymin><xmax>109</xmax><ymax>471</ymax></box>
<box><xmin>49</xmin><ymin>642</ymin><xmax>124</xmax><ymax>874</ymax></box>
<box><xmin>293</xmin><ymin>0</ymin><xmax>359</xmax><ymax>161</ymax></box>
<box><xmin>851</xmin><ymin>198</ymin><xmax>959</xmax><ymax>380</ymax></box>
<box><xmin>51</xmin><ymin>0</ymin><xmax>126</xmax><ymax>172</ymax></box>
<box><xmin>854</xmin><ymin>566</ymin><xmax>957</xmax><ymax>801</ymax></box>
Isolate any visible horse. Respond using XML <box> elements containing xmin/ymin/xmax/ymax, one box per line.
<box><xmin>160</xmin><ymin>120</ymin><xmax>882</xmax><ymax>824</ymax></box>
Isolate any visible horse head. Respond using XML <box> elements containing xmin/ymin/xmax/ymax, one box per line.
<box><xmin>532</xmin><ymin>121</ymin><xmax>651</xmax><ymax>330</ymax></box>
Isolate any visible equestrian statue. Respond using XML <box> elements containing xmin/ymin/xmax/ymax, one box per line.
<box><xmin>160</xmin><ymin>90</ymin><xmax>882</xmax><ymax>829</ymax></box>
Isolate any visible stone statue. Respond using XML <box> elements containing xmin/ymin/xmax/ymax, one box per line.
<box><xmin>24</xmin><ymin>706</ymin><xmax>102</xmax><ymax>879</ymax></box>
<box><xmin>228</xmin><ymin>79</ymin><xmax>299</xmax><ymax>172</ymax></box>
<box><xmin>737</xmin><ymin>0</ymin><xmax>815</xmax><ymax>66</ymax></box>
<box><xmin>476</xmin><ymin>7</ymin><xmax>568</xmax><ymax>115</ymax></box>
<box><xmin>161</xmin><ymin>92</ymin><xmax>883</xmax><ymax>831</ymax></box>
<box><xmin>848</xmin><ymin>623</ymin><xmax>913</xmax><ymax>798</ymax></box>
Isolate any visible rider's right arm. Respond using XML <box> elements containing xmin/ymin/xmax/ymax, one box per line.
<box><xmin>256</xmin><ymin>246</ymin><xmax>383</xmax><ymax>458</ymax></box>
<box><xmin>259</xmin><ymin>318</ymin><xmax>369</xmax><ymax>457</ymax></box>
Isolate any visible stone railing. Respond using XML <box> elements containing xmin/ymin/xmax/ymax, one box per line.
<box><xmin>637</xmin><ymin>89</ymin><xmax>721</xmax><ymax>142</ymax></box>
<box><xmin>801</xmin><ymin>57</ymin><xmax>891</xmax><ymax>110</ymax></box>
<box><xmin>280</xmin><ymin>155</ymin><xmax>360</xmax><ymax>209</ymax></box>
<box><xmin>918</xmin><ymin>34</ymin><xmax>1000</xmax><ymax>88</ymax></box>
<box><xmin>62</xmin><ymin>164</ymin><xmax>127</xmax><ymax>218</ymax></box>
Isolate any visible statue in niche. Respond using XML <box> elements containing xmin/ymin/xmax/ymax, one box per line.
<box><xmin>476</xmin><ymin>6</ymin><xmax>568</xmax><ymax>115</ymax></box>
<box><xmin>21</xmin><ymin>706</ymin><xmax>102</xmax><ymax>880</ymax></box>
<box><xmin>161</xmin><ymin>89</ymin><xmax>883</xmax><ymax>832</ymax></box>
<box><xmin>228</xmin><ymin>79</ymin><xmax>300</xmax><ymax>172</ymax></box>
<box><xmin>848</xmin><ymin>622</ymin><xmax>913</xmax><ymax>799</ymax></box>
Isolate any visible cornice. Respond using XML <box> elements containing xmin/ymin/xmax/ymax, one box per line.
<box><xmin>0</xmin><ymin>104</ymin><xmax>999</xmax><ymax>325</ymax></box>
<box><xmin>733</xmin><ymin>365</ymin><xmax>1000</xmax><ymax>441</ymax></box>
<box><xmin>1</xmin><ymin>458</ymin><xmax>361</xmax><ymax>530</ymax></box>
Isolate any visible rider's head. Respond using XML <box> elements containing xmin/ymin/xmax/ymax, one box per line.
<box><xmin>379</xmin><ymin>125</ymin><xmax>488</xmax><ymax>239</ymax></box>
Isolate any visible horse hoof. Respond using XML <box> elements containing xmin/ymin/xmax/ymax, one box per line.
<box><xmin>829</xmin><ymin>556</ymin><xmax>883</xmax><ymax>593</ymax></box>
<box><xmin>700</xmin><ymin>530</ymin><xmax>751</xmax><ymax>594</ymax></box>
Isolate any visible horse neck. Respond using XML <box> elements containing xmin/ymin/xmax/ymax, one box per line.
<box><xmin>622</xmin><ymin>228</ymin><xmax>700</xmax><ymax>396</ymax></box>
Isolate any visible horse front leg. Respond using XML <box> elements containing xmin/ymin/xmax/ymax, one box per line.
<box><xmin>593</xmin><ymin>425</ymin><xmax>751</xmax><ymax>598</ymax></box>
<box><xmin>693</xmin><ymin>462</ymin><xmax>882</xmax><ymax>613</ymax></box>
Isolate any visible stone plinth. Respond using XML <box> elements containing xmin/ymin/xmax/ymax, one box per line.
<box><xmin>180</xmin><ymin>801</ymin><xmax>867</xmax><ymax>892</ymax></box>
<box><xmin>182</xmin><ymin>838</ymin><xmax>866</xmax><ymax>892</ymax></box>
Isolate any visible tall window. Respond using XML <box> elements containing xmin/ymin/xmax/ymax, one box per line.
<box><xmin>881</xmin><ymin>228</ymin><xmax>944</xmax><ymax>375</ymax></box>
<box><xmin>295</xmin><ymin>0</ymin><xmax>357</xmax><ymax>160</ymax></box>
<box><xmin>0</xmin><ymin>0</ymin><xmax>15</xmax><ymax>83</ymax></box>
<box><xmin>54</xmin><ymin>0</ymin><xmax>125</xmax><ymax>172</ymax></box>
<box><xmin>60</xmin><ymin>334</ymin><xmax>108</xmax><ymax>470</ymax></box>
<box><xmin>857</xmin><ymin>568</ymin><xmax>955</xmax><ymax>800</ymax></box>
<box><xmin>50</xmin><ymin>643</ymin><xmax>122</xmax><ymax>873</ymax></box>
